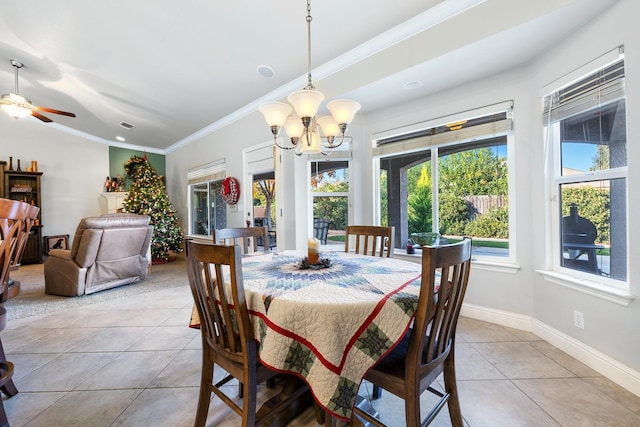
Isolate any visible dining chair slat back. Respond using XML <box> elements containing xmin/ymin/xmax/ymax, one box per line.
<box><xmin>345</xmin><ymin>225</ymin><xmax>395</xmax><ymax>257</ymax></box>
<box><xmin>354</xmin><ymin>238</ymin><xmax>472</xmax><ymax>427</ymax></box>
<box><xmin>0</xmin><ymin>198</ymin><xmax>25</xmax><ymax>426</ymax></box>
<box><xmin>186</xmin><ymin>241</ymin><xmax>295</xmax><ymax>427</ymax></box>
<box><xmin>1</xmin><ymin>200</ymin><xmax>38</xmax><ymax>304</ymax></box>
<box><xmin>214</xmin><ymin>227</ymin><xmax>270</xmax><ymax>254</ymax></box>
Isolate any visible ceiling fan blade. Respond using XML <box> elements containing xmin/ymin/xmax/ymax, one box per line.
<box><xmin>31</xmin><ymin>111</ymin><xmax>53</xmax><ymax>123</ymax></box>
<box><xmin>34</xmin><ymin>106</ymin><xmax>76</xmax><ymax>117</ymax></box>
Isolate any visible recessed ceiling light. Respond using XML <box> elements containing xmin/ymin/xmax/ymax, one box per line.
<box><xmin>116</xmin><ymin>136</ymin><xmax>125</xmax><ymax>142</ymax></box>
<box><xmin>257</xmin><ymin>65</ymin><xmax>275</xmax><ymax>78</ymax></box>
<box><xmin>402</xmin><ymin>80</ymin><xmax>423</xmax><ymax>90</ymax></box>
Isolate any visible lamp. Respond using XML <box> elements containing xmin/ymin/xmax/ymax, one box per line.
<box><xmin>1</xmin><ymin>60</ymin><xmax>33</xmax><ymax>119</ymax></box>
<box><xmin>1</xmin><ymin>93</ymin><xmax>32</xmax><ymax>118</ymax></box>
<box><xmin>259</xmin><ymin>0</ymin><xmax>360</xmax><ymax>155</ymax></box>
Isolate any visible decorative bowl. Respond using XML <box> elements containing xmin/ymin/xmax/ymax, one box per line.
<box><xmin>410</xmin><ymin>232</ymin><xmax>441</xmax><ymax>247</ymax></box>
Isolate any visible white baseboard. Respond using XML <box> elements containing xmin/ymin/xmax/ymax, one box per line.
<box><xmin>460</xmin><ymin>303</ymin><xmax>640</xmax><ymax>398</ymax></box>
<box><xmin>461</xmin><ymin>303</ymin><xmax>532</xmax><ymax>331</ymax></box>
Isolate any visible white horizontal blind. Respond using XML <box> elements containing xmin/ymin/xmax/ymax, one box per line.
<box><xmin>374</xmin><ymin>105</ymin><xmax>512</xmax><ymax>158</ymax></box>
<box><xmin>543</xmin><ymin>59</ymin><xmax>625</xmax><ymax>124</ymax></box>
<box><xmin>188</xmin><ymin>159</ymin><xmax>225</xmax><ymax>184</ymax></box>
<box><xmin>245</xmin><ymin>144</ymin><xmax>275</xmax><ymax>175</ymax></box>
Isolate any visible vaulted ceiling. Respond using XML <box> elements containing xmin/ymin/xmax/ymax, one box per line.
<box><xmin>0</xmin><ymin>0</ymin><xmax>619</xmax><ymax>152</ymax></box>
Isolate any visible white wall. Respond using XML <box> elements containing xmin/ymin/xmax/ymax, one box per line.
<box><xmin>527</xmin><ymin>0</ymin><xmax>639</xmax><ymax>373</ymax></box>
<box><xmin>0</xmin><ymin>114</ymin><xmax>109</xmax><ymax>241</ymax></box>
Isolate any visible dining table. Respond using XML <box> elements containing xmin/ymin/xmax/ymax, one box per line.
<box><xmin>189</xmin><ymin>249</ymin><xmax>424</xmax><ymax>422</ymax></box>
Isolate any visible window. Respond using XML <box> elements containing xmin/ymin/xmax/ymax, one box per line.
<box><xmin>187</xmin><ymin>160</ymin><xmax>227</xmax><ymax>236</ymax></box>
<box><xmin>189</xmin><ymin>180</ymin><xmax>226</xmax><ymax>236</ymax></box>
<box><xmin>310</xmin><ymin>160</ymin><xmax>349</xmax><ymax>245</ymax></box>
<box><xmin>375</xmin><ymin>104</ymin><xmax>512</xmax><ymax>259</ymax></box>
<box><xmin>543</xmin><ymin>57</ymin><xmax>627</xmax><ymax>284</ymax></box>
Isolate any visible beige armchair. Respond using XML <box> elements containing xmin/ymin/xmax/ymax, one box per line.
<box><xmin>44</xmin><ymin>213</ymin><xmax>153</xmax><ymax>297</ymax></box>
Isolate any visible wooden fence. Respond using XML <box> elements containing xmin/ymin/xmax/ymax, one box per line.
<box><xmin>465</xmin><ymin>195</ymin><xmax>506</xmax><ymax>217</ymax></box>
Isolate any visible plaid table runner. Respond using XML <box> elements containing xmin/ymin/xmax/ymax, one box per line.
<box><xmin>238</xmin><ymin>250</ymin><xmax>423</xmax><ymax>420</ymax></box>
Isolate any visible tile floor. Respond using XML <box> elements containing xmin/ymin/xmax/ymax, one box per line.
<box><xmin>3</xmin><ymin>262</ymin><xmax>640</xmax><ymax>426</ymax></box>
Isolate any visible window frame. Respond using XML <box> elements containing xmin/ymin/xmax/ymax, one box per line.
<box><xmin>372</xmin><ymin>103</ymin><xmax>516</xmax><ymax>265</ymax></box>
<box><xmin>309</xmin><ymin>157</ymin><xmax>352</xmax><ymax>239</ymax></box>
<box><xmin>543</xmin><ymin>55</ymin><xmax>629</xmax><ymax>292</ymax></box>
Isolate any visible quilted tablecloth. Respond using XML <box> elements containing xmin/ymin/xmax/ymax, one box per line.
<box><xmin>231</xmin><ymin>250</ymin><xmax>423</xmax><ymax>420</ymax></box>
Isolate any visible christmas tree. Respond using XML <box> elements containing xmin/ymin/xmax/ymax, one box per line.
<box><xmin>122</xmin><ymin>155</ymin><xmax>184</xmax><ymax>262</ymax></box>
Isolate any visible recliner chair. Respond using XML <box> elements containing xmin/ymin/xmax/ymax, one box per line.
<box><xmin>44</xmin><ymin>213</ymin><xmax>153</xmax><ymax>297</ymax></box>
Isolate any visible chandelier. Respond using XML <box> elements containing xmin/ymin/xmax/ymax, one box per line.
<box><xmin>258</xmin><ymin>0</ymin><xmax>361</xmax><ymax>155</ymax></box>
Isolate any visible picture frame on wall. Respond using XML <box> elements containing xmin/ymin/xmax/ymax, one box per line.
<box><xmin>44</xmin><ymin>234</ymin><xmax>69</xmax><ymax>254</ymax></box>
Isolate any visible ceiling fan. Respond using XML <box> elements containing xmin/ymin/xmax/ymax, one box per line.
<box><xmin>1</xmin><ymin>59</ymin><xmax>76</xmax><ymax>123</ymax></box>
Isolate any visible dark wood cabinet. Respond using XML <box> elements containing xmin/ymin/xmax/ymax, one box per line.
<box><xmin>3</xmin><ymin>170</ymin><xmax>43</xmax><ymax>263</ymax></box>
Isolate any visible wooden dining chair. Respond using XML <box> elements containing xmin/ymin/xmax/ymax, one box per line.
<box><xmin>0</xmin><ymin>204</ymin><xmax>22</xmax><ymax>427</ymax></box>
<box><xmin>214</xmin><ymin>227</ymin><xmax>270</xmax><ymax>254</ymax></box>
<box><xmin>3</xmin><ymin>201</ymin><xmax>39</xmax><ymax>302</ymax></box>
<box><xmin>186</xmin><ymin>241</ymin><xmax>302</xmax><ymax>426</ymax></box>
<box><xmin>353</xmin><ymin>238</ymin><xmax>472</xmax><ymax>427</ymax></box>
<box><xmin>344</xmin><ymin>225</ymin><xmax>395</xmax><ymax>257</ymax></box>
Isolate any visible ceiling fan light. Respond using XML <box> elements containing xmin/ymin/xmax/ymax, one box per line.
<box><xmin>327</xmin><ymin>99</ymin><xmax>361</xmax><ymax>126</ymax></box>
<box><xmin>317</xmin><ymin>115</ymin><xmax>340</xmax><ymax>138</ymax></box>
<box><xmin>288</xmin><ymin>89</ymin><xmax>324</xmax><ymax>119</ymax></box>
<box><xmin>1</xmin><ymin>103</ymin><xmax>32</xmax><ymax>119</ymax></box>
<box><xmin>258</xmin><ymin>102</ymin><xmax>292</xmax><ymax>127</ymax></box>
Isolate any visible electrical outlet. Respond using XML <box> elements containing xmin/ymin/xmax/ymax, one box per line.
<box><xmin>573</xmin><ymin>310</ymin><xmax>584</xmax><ymax>329</ymax></box>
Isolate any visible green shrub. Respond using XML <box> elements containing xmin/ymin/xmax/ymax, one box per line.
<box><xmin>438</xmin><ymin>193</ymin><xmax>469</xmax><ymax>236</ymax></box>
<box><xmin>464</xmin><ymin>206</ymin><xmax>509</xmax><ymax>238</ymax></box>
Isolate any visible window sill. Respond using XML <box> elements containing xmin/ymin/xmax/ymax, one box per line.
<box><xmin>536</xmin><ymin>270</ymin><xmax>635</xmax><ymax>306</ymax></box>
<box><xmin>394</xmin><ymin>252</ymin><xmax>520</xmax><ymax>274</ymax></box>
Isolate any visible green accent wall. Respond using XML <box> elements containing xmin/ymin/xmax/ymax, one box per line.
<box><xmin>108</xmin><ymin>147</ymin><xmax>166</xmax><ymax>190</ymax></box>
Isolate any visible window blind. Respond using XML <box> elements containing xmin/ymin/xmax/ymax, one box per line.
<box><xmin>543</xmin><ymin>59</ymin><xmax>625</xmax><ymax>124</ymax></box>
<box><xmin>188</xmin><ymin>159</ymin><xmax>226</xmax><ymax>184</ymax></box>
<box><xmin>374</xmin><ymin>106</ymin><xmax>512</xmax><ymax>158</ymax></box>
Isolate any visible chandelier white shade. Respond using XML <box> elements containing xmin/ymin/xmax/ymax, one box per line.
<box><xmin>258</xmin><ymin>102</ymin><xmax>292</xmax><ymax>129</ymax></box>
<box><xmin>299</xmin><ymin>130</ymin><xmax>322</xmax><ymax>154</ymax></box>
<box><xmin>258</xmin><ymin>0</ymin><xmax>360</xmax><ymax>155</ymax></box>
<box><xmin>287</xmin><ymin>89</ymin><xmax>324</xmax><ymax>119</ymax></box>
<box><xmin>327</xmin><ymin>99</ymin><xmax>361</xmax><ymax>128</ymax></box>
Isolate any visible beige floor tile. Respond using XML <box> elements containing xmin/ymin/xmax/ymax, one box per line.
<box><xmin>2</xmin><ymin>391</ymin><xmax>65</xmax><ymax>426</ymax></box>
<box><xmin>65</xmin><ymin>326</ymin><xmax>152</xmax><ymax>352</ymax></box>
<box><xmin>23</xmin><ymin>389</ymin><xmax>142</xmax><ymax>427</ymax></box>
<box><xmin>5</xmin><ymin>352</ymin><xmax>59</xmax><ymax>380</ymax></box>
<box><xmin>457</xmin><ymin>317</ymin><xmax>521</xmax><ymax>343</ymax></box>
<box><xmin>2</xmin><ymin>327</ymin><xmax>51</xmax><ymax>352</ymax></box>
<box><xmin>454</xmin><ymin>342</ymin><xmax>506</xmax><ymax>381</ymax></box>
<box><xmin>160</xmin><ymin>306</ymin><xmax>196</xmax><ymax>326</ymax></box>
<box><xmin>110</xmin><ymin>387</ymin><xmax>199</xmax><ymax>427</ymax></box>
<box><xmin>472</xmin><ymin>341</ymin><xmax>576</xmax><ymax>379</ymax></box>
<box><xmin>147</xmin><ymin>348</ymin><xmax>204</xmax><ymax>388</ymax></box>
<box><xmin>9</xmin><ymin>327</ymin><xmax>97</xmax><ymax>354</ymax></box>
<box><xmin>63</xmin><ymin>308</ymin><xmax>178</xmax><ymax>327</ymax></box>
<box><xmin>16</xmin><ymin>352</ymin><xmax>118</xmax><ymax>392</ymax></box>
<box><xmin>582</xmin><ymin>377</ymin><xmax>640</xmax><ymax>416</ymax></box>
<box><xmin>76</xmin><ymin>350</ymin><xmax>179</xmax><ymax>390</ymax></box>
<box><xmin>458</xmin><ymin>379</ymin><xmax>561</xmax><ymax>426</ymax></box>
<box><xmin>514</xmin><ymin>378</ymin><xmax>640</xmax><ymax>426</ymax></box>
<box><xmin>528</xmin><ymin>340</ymin><xmax>601</xmax><ymax>378</ymax></box>
<box><xmin>126</xmin><ymin>324</ymin><xmax>199</xmax><ymax>351</ymax></box>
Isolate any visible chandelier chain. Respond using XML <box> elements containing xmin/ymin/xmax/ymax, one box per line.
<box><xmin>305</xmin><ymin>0</ymin><xmax>314</xmax><ymax>90</ymax></box>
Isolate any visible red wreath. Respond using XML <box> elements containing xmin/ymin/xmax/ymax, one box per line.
<box><xmin>221</xmin><ymin>177</ymin><xmax>241</xmax><ymax>205</ymax></box>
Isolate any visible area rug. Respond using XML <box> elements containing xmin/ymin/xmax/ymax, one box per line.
<box><xmin>4</xmin><ymin>257</ymin><xmax>189</xmax><ymax>321</ymax></box>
